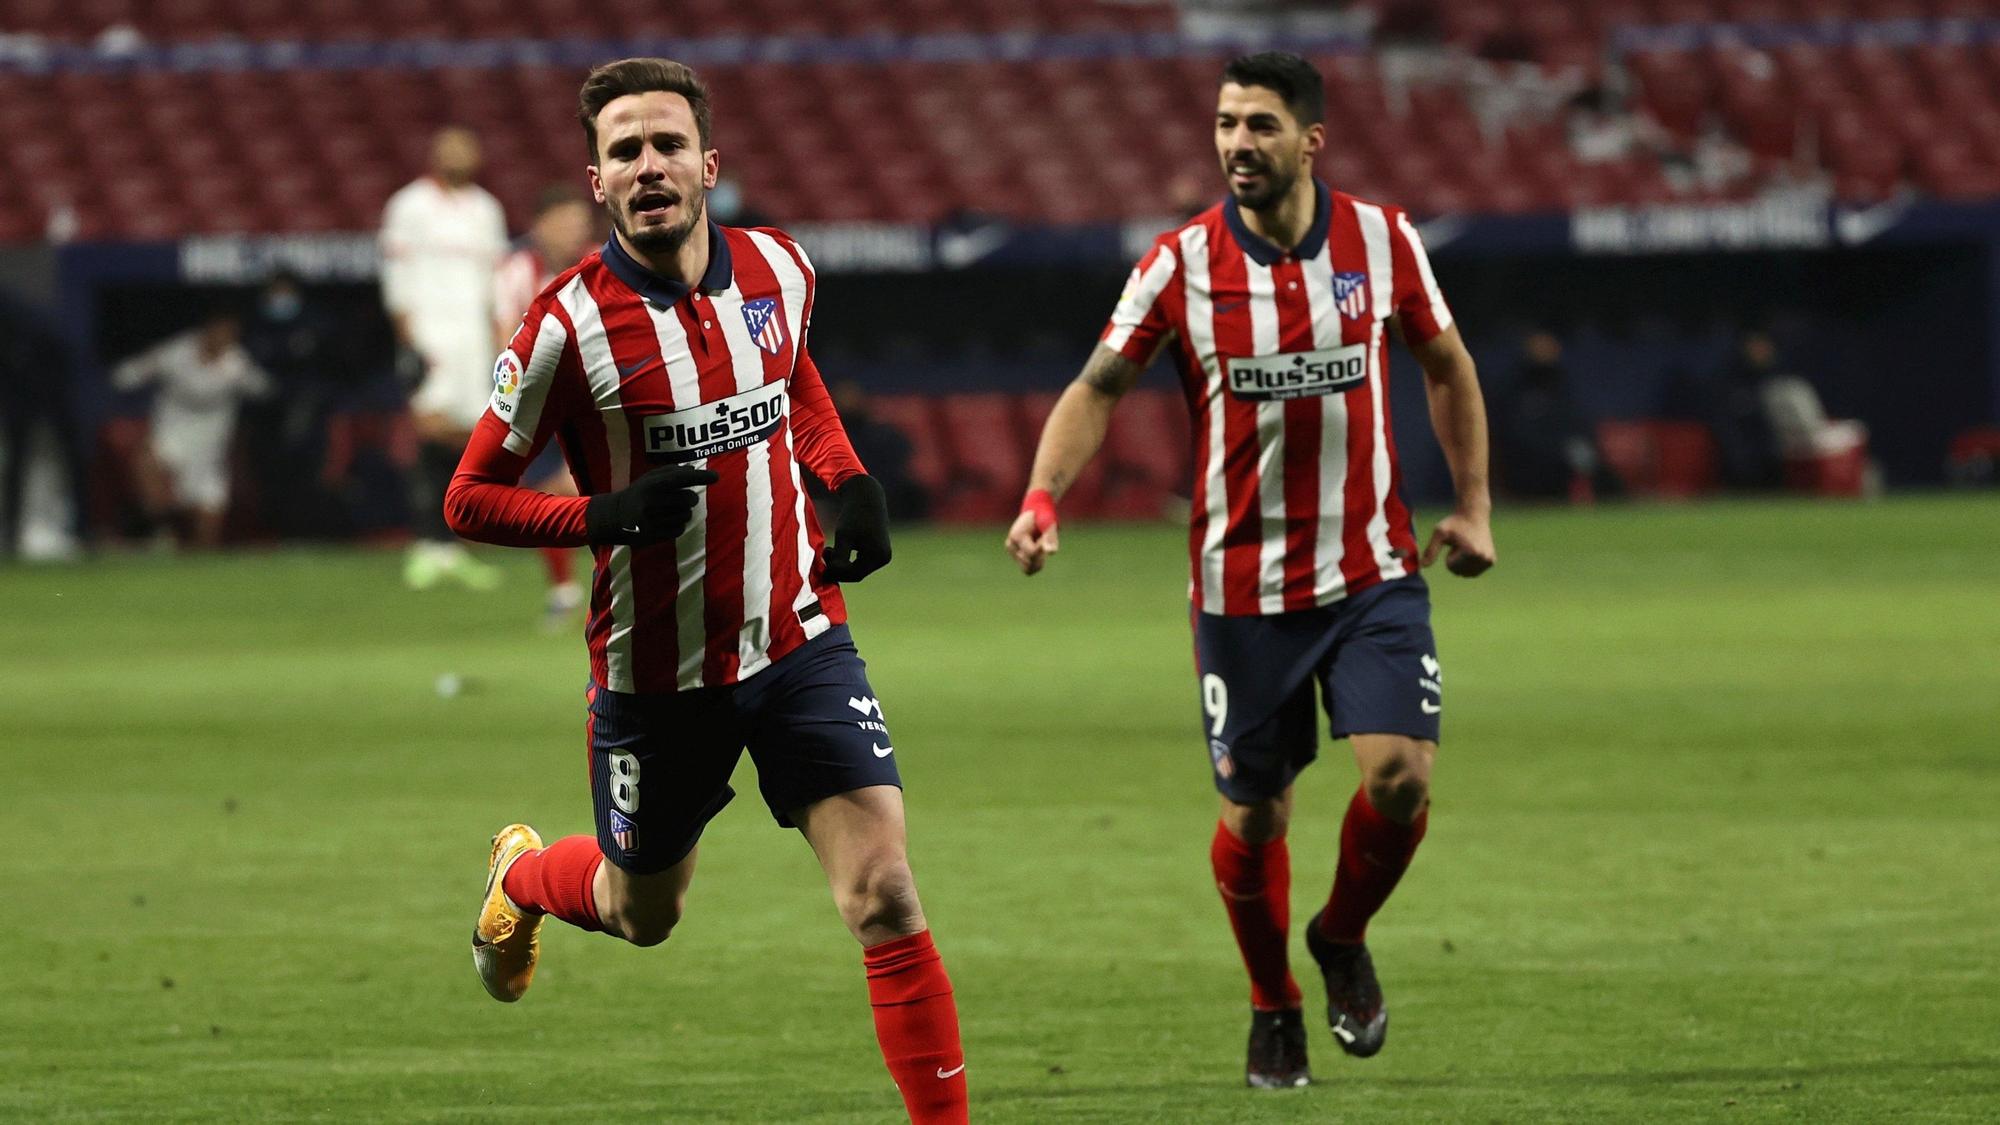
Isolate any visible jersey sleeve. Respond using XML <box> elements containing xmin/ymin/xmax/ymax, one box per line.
<box><xmin>1098</xmin><ymin>238</ymin><xmax>1180</xmax><ymax>364</ymax></box>
<box><xmin>1388</xmin><ymin>208</ymin><xmax>1453</xmax><ymax>345</ymax></box>
<box><xmin>443</xmin><ymin>301</ymin><xmax>592</xmax><ymax>546</ymax></box>
<box><xmin>789</xmin><ymin>348</ymin><xmax>866</xmax><ymax>491</ymax></box>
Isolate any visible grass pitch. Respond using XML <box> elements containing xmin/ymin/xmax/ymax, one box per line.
<box><xmin>3</xmin><ymin>496</ymin><xmax>1997</xmax><ymax>1123</ymax></box>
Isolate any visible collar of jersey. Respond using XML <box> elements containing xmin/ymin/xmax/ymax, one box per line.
<box><xmin>600</xmin><ymin>220</ymin><xmax>733</xmax><ymax>309</ymax></box>
<box><xmin>1222</xmin><ymin>178</ymin><xmax>1331</xmax><ymax>266</ymax></box>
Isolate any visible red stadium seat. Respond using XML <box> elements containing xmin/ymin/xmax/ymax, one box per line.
<box><xmin>1100</xmin><ymin>388</ymin><xmax>1192</xmax><ymax>520</ymax></box>
<box><xmin>865</xmin><ymin>395</ymin><xmax>953</xmax><ymax>510</ymax></box>
<box><xmin>1595</xmin><ymin>421</ymin><xmax>1719</xmax><ymax>499</ymax></box>
<box><xmin>933</xmin><ymin>393</ymin><xmax>1031</xmax><ymax>522</ymax></box>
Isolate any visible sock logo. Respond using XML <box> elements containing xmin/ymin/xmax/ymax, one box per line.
<box><xmin>935</xmin><ymin>1063</ymin><xmax>965</xmax><ymax>1080</ymax></box>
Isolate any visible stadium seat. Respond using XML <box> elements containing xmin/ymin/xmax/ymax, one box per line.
<box><xmin>2</xmin><ymin>8</ymin><xmax>1998</xmax><ymax>237</ymax></box>
<box><xmin>1944</xmin><ymin>427</ymin><xmax>2000</xmax><ymax>486</ymax></box>
<box><xmin>1596</xmin><ymin>420</ymin><xmax>1720</xmax><ymax>498</ymax></box>
<box><xmin>865</xmin><ymin>395</ymin><xmax>954</xmax><ymax>514</ymax></box>
<box><xmin>933</xmin><ymin>393</ymin><xmax>1031</xmax><ymax>522</ymax></box>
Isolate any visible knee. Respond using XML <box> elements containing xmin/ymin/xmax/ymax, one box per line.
<box><xmin>1362</xmin><ymin>743</ymin><xmax>1432</xmax><ymax>823</ymax></box>
<box><xmin>834</xmin><ymin>857</ymin><xmax>923</xmax><ymax>941</ymax></box>
<box><xmin>603</xmin><ymin>892</ymin><xmax>684</xmax><ymax>948</ymax></box>
<box><xmin>1221</xmin><ymin>797</ymin><xmax>1290</xmax><ymax>845</ymax></box>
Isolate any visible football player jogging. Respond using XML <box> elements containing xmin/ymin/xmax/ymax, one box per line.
<box><xmin>445</xmin><ymin>59</ymin><xmax>969</xmax><ymax>1124</ymax></box>
<box><xmin>492</xmin><ymin>184</ymin><xmax>598</xmax><ymax>629</ymax></box>
<box><xmin>1005</xmin><ymin>52</ymin><xmax>1495</xmax><ymax>1089</ymax></box>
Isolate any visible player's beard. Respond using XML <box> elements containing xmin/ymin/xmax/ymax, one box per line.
<box><xmin>1228</xmin><ymin>155</ymin><xmax>1300</xmax><ymax>214</ymax></box>
<box><xmin>618</xmin><ymin>182</ymin><xmax>707</xmax><ymax>256</ymax></box>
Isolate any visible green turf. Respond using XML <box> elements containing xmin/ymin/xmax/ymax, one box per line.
<box><xmin>4</xmin><ymin>495</ymin><xmax>1998</xmax><ymax>1123</ymax></box>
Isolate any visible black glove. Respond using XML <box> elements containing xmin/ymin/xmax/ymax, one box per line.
<box><xmin>585</xmin><ymin>465</ymin><xmax>720</xmax><ymax>545</ymax></box>
<box><xmin>821</xmin><ymin>475</ymin><xmax>892</xmax><ymax>582</ymax></box>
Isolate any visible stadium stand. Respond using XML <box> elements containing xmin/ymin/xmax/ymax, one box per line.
<box><xmin>5</xmin><ymin>4</ymin><xmax>2000</xmax><ymax>236</ymax></box>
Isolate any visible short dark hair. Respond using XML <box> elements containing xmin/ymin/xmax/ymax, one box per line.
<box><xmin>578</xmin><ymin>57</ymin><xmax>712</xmax><ymax>162</ymax></box>
<box><xmin>1221</xmin><ymin>52</ymin><xmax>1324</xmax><ymax>126</ymax></box>
<box><xmin>533</xmin><ymin>183</ymin><xmax>588</xmax><ymax>216</ymax></box>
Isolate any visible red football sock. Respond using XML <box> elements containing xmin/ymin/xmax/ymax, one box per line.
<box><xmin>541</xmin><ymin>546</ymin><xmax>573</xmax><ymax>585</ymax></box>
<box><xmin>863</xmin><ymin>930</ymin><xmax>968</xmax><ymax>1125</ymax></box>
<box><xmin>501</xmin><ymin>834</ymin><xmax>605</xmax><ymax>933</ymax></box>
<box><xmin>1316</xmin><ymin>787</ymin><xmax>1429</xmax><ymax>945</ymax></box>
<box><xmin>1210</xmin><ymin>821</ymin><xmax>1302</xmax><ymax>1011</ymax></box>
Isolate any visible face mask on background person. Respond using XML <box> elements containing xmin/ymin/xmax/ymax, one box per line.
<box><xmin>262</xmin><ymin>291</ymin><xmax>303</xmax><ymax>321</ymax></box>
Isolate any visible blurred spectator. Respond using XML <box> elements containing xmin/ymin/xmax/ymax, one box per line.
<box><xmin>111</xmin><ymin>309</ymin><xmax>272</xmax><ymax>549</ymax></box>
<box><xmin>1567</xmin><ymin>85</ymin><xmax>1669</xmax><ymax>166</ymax></box>
<box><xmin>240</xmin><ymin>269</ymin><xmax>350</xmax><ymax>538</ymax></box>
<box><xmin>1712</xmin><ymin>331</ymin><xmax>1785</xmax><ymax>489</ymax></box>
<box><xmin>380</xmin><ymin>125</ymin><xmax>509</xmax><ymax>590</ymax></box>
<box><xmin>1493</xmin><ymin>330</ymin><xmax>1620</xmax><ymax>501</ymax></box>
<box><xmin>0</xmin><ymin>290</ymin><xmax>87</xmax><ymax>559</ymax></box>
<box><xmin>827</xmin><ymin>380</ymin><xmax>928</xmax><ymax>521</ymax></box>
<box><xmin>1711</xmin><ymin>331</ymin><xmax>1868</xmax><ymax>492</ymax></box>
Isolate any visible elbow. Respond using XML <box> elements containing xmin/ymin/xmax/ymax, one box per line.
<box><xmin>441</xmin><ymin>479</ymin><xmax>476</xmax><ymax>539</ymax></box>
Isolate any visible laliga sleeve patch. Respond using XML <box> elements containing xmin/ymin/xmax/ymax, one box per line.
<box><xmin>489</xmin><ymin>349</ymin><xmax>524</xmax><ymax>419</ymax></box>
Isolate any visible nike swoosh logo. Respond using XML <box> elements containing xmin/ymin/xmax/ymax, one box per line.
<box><xmin>621</xmin><ymin>524</ymin><xmax>643</xmax><ymax>535</ymax></box>
<box><xmin>1420</xmin><ymin>700</ymin><xmax>1442</xmax><ymax>715</ymax></box>
<box><xmin>1834</xmin><ymin>199</ymin><xmax>1909</xmax><ymax>246</ymax></box>
<box><xmin>936</xmin><ymin>1064</ymin><xmax>965</xmax><ymax>1079</ymax></box>
<box><xmin>615</xmin><ymin>357</ymin><xmax>660</xmax><ymax>381</ymax></box>
<box><xmin>872</xmin><ymin>744</ymin><xmax>894</xmax><ymax>758</ymax></box>
<box><xmin>1214</xmin><ymin>299</ymin><xmax>1248</xmax><ymax>315</ymax></box>
<box><xmin>935</xmin><ymin>226</ymin><xmax>1008</xmax><ymax>268</ymax></box>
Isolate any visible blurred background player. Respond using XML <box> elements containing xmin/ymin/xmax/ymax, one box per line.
<box><xmin>1006</xmin><ymin>51</ymin><xmax>1496</xmax><ymax>1089</ymax></box>
<box><xmin>492</xmin><ymin>184</ymin><xmax>598</xmax><ymax>626</ymax></box>
<box><xmin>110</xmin><ymin>308</ymin><xmax>272</xmax><ymax>549</ymax></box>
<box><xmin>380</xmin><ymin>125</ymin><xmax>509</xmax><ymax>590</ymax></box>
<box><xmin>240</xmin><ymin>268</ymin><xmax>351</xmax><ymax>538</ymax></box>
<box><xmin>0</xmin><ymin>288</ymin><xmax>86</xmax><ymax>560</ymax></box>
<box><xmin>444</xmin><ymin>60</ymin><xmax>967</xmax><ymax>1124</ymax></box>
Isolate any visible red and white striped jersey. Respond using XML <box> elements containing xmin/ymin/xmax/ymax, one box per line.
<box><xmin>446</xmin><ymin>223</ymin><xmax>865</xmax><ymax>694</ymax></box>
<box><xmin>1100</xmin><ymin>181</ymin><xmax>1453</xmax><ymax>616</ymax></box>
<box><xmin>491</xmin><ymin>244</ymin><xmax>550</xmax><ymax>343</ymax></box>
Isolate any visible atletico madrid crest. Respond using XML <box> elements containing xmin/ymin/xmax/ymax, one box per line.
<box><xmin>1333</xmin><ymin>271</ymin><xmax>1370</xmax><ymax>320</ymax></box>
<box><xmin>609</xmin><ymin>809</ymin><xmax>638</xmax><ymax>852</ymax></box>
<box><xmin>741</xmin><ymin>297</ymin><xmax>787</xmax><ymax>356</ymax></box>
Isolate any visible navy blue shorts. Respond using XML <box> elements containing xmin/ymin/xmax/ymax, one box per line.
<box><xmin>586</xmin><ymin>625</ymin><xmax>901</xmax><ymax>873</ymax></box>
<box><xmin>1192</xmin><ymin>576</ymin><xmax>1441</xmax><ymax>804</ymax></box>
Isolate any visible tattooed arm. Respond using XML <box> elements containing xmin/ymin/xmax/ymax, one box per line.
<box><xmin>1004</xmin><ymin>343</ymin><xmax>1153</xmax><ymax>574</ymax></box>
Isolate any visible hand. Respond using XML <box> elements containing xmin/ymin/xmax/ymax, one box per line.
<box><xmin>822</xmin><ymin>475</ymin><xmax>892</xmax><ymax>582</ymax></box>
<box><xmin>584</xmin><ymin>464</ymin><xmax>720</xmax><ymax>545</ymax></box>
<box><xmin>1004</xmin><ymin>489</ymin><xmax>1059</xmax><ymax>575</ymax></box>
<box><xmin>1421</xmin><ymin>509</ymin><xmax>1496</xmax><ymax>577</ymax></box>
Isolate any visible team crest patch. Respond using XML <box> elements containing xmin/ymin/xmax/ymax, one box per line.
<box><xmin>609</xmin><ymin>809</ymin><xmax>638</xmax><ymax>853</ymax></box>
<box><xmin>740</xmin><ymin>297</ymin><xmax>787</xmax><ymax>356</ymax></box>
<box><xmin>489</xmin><ymin>349</ymin><xmax>524</xmax><ymax>418</ymax></box>
<box><xmin>1333</xmin><ymin>271</ymin><xmax>1370</xmax><ymax>320</ymax></box>
<box><xmin>1209</xmin><ymin>738</ymin><xmax>1235</xmax><ymax>780</ymax></box>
